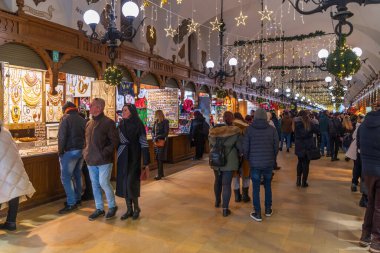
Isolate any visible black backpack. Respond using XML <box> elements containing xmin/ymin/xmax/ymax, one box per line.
<box><xmin>209</xmin><ymin>138</ymin><xmax>227</xmax><ymax>167</ymax></box>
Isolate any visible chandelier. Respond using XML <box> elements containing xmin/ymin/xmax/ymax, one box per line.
<box><xmin>83</xmin><ymin>0</ymin><xmax>145</xmax><ymax>64</ymax></box>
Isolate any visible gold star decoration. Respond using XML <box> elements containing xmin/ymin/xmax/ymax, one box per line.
<box><xmin>284</xmin><ymin>69</ymin><xmax>291</xmax><ymax>75</ymax></box>
<box><xmin>164</xmin><ymin>25</ymin><xmax>177</xmax><ymax>37</ymax></box>
<box><xmin>235</xmin><ymin>11</ymin><xmax>248</xmax><ymax>26</ymax></box>
<box><xmin>187</xmin><ymin>19</ymin><xmax>199</xmax><ymax>33</ymax></box>
<box><xmin>177</xmin><ymin>0</ymin><xmax>183</xmax><ymax>3</ymax></box>
<box><xmin>150</xmin><ymin>27</ymin><xmax>155</xmax><ymax>38</ymax></box>
<box><xmin>160</xmin><ymin>0</ymin><xmax>168</xmax><ymax>8</ymax></box>
<box><xmin>310</xmin><ymin>66</ymin><xmax>316</xmax><ymax>72</ymax></box>
<box><xmin>210</xmin><ymin>17</ymin><xmax>222</xmax><ymax>31</ymax></box>
<box><xmin>259</xmin><ymin>5</ymin><xmax>273</xmax><ymax>21</ymax></box>
<box><xmin>297</xmin><ymin>68</ymin><xmax>302</xmax><ymax>75</ymax></box>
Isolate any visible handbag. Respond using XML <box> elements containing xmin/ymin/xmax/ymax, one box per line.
<box><xmin>154</xmin><ymin>139</ymin><xmax>165</xmax><ymax>148</ymax></box>
<box><xmin>306</xmin><ymin>146</ymin><xmax>321</xmax><ymax>160</ymax></box>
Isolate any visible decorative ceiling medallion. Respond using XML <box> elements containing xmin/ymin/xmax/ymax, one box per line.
<box><xmin>33</xmin><ymin>0</ymin><xmax>46</xmax><ymax>6</ymax></box>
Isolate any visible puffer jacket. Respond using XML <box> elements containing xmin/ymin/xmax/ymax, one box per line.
<box><xmin>243</xmin><ymin>119</ymin><xmax>279</xmax><ymax>170</ymax></box>
<box><xmin>209</xmin><ymin>125</ymin><xmax>241</xmax><ymax>172</ymax></box>
<box><xmin>294</xmin><ymin>117</ymin><xmax>319</xmax><ymax>157</ymax></box>
<box><xmin>233</xmin><ymin>119</ymin><xmax>250</xmax><ymax>177</ymax></box>
<box><xmin>358</xmin><ymin>110</ymin><xmax>380</xmax><ymax>176</ymax></box>
<box><xmin>0</xmin><ymin>127</ymin><xmax>35</xmax><ymax>207</ymax></box>
<box><xmin>58</xmin><ymin>110</ymin><xmax>86</xmax><ymax>155</ymax></box>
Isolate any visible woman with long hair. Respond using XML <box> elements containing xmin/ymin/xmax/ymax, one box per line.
<box><xmin>152</xmin><ymin>110</ymin><xmax>169</xmax><ymax>180</ymax></box>
<box><xmin>294</xmin><ymin>110</ymin><xmax>319</xmax><ymax>187</ymax></box>
<box><xmin>116</xmin><ymin>104</ymin><xmax>150</xmax><ymax>220</ymax></box>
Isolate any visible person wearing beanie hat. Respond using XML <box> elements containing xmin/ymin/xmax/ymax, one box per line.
<box><xmin>244</xmin><ymin>107</ymin><xmax>279</xmax><ymax>222</ymax></box>
<box><xmin>57</xmin><ymin>101</ymin><xmax>86</xmax><ymax>214</ymax></box>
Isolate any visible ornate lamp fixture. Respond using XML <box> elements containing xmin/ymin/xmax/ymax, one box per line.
<box><xmin>83</xmin><ymin>0</ymin><xmax>145</xmax><ymax>64</ymax></box>
<box><xmin>206</xmin><ymin>0</ymin><xmax>237</xmax><ymax>84</ymax></box>
<box><xmin>311</xmin><ymin>49</ymin><xmax>328</xmax><ymax>71</ymax></box>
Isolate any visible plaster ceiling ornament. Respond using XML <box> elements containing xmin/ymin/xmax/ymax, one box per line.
<box><xmin>164</xmin><ymin>25</ymin><xmax>177</xmax><ymax>37</ymax></box>
<box><xmin>235</xmin><ymin>11</ymin><xmax>248</xmax><ymax>26</ymax></box>
<box><xmin>177</xmin><ymin>0</ymin><xmax>183</xmax><ymax>4</ymax></box>
<box><xmin>33</xmin><ymin>0</ymin><xmax>46</xmax><ymax>6</ymax></box>
<box><xmin>86</xmin><ymin>0</ymin><xmax>100</xmax><ymax>4</ymax></box>
<box><xmin>259</xmin><ymin>5</ymin><xmax>273</xmax><ymax>21</ymax></box>
<box><xmin>210</xmin><ymin>17</ymin><xmax>222</xmax><ymax>32</ymax></box>
<box><xmin>187</xmin><ymin>19</ymin><xmax>199</xmax><ymax>34</ymax></box>
<box><xmin>23</xmin><ymin>4</ymin><xmax>54</xmax><ymax>20</ymax></box>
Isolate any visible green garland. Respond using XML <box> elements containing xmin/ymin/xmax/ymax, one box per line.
<box><xmin>216</xmin><ymin>89</ymin><xmax>228</xmax><ymax>99</ymax></box>
<box><xmin>233</xmin><ymin>31</ymin><xmax>332</xmax><ymax>46</ymax></box>
<box><xmin>104</xmin><ymin>66</ymin><xmax>123</xmax><ymax>86</ymax></box>
<box><xmin>326</xmin><ymin>37</ymin><xmax>361</xmax><ymax>79</ymax></box>
<box><xmin>267</xmin><ymin>65</ymin><xmax>313</xmax><ymax>70</ymax></box>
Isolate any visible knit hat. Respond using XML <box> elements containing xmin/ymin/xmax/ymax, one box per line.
<box><xmin>62</xmin><ymin>101</ymin><xmax>76</xmax><ymax>112</ymax></box>
<box><xmin>255</xmin><ymin>108</ymin><xmax>267</xmax><ymax>121</ymax></box>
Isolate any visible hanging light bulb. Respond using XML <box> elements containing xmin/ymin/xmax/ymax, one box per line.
<box><xmin>251</xmin><ymin>77</ymin><xmax>257</xmax><ymax>83</ymax></box>
<box><xmin>229</xmin><ymin>57</ymin><xmax>238</xmax><ymax>66</ymax></box>
<box><xmin>286</xmin><ymin>88</ymin><xmax>291</xmax><ymax>93</ymax></box>
<box><xmin>352</xmin><ymin>47</ymin><xmax>362</xmax><ymax>57</ymax></box>
<box><xmin>318</xmin><ymin>49</ymin><xmax>329</xmax><ymax>59</ymax></box>
<box><xmin>206</xmin><ymin>60</ymin><xmax>215</xmax><ymax>69</ymax></box>
<box><xmin>274</xmin><ymin>88</ymin><xmax>279</xmax><ymax>93</ymax></box>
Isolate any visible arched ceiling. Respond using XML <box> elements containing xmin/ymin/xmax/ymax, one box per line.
<box><xmin>168</xmin><ymin>0</ymin><xmax>380</xmax><ymax>105</ymax></box>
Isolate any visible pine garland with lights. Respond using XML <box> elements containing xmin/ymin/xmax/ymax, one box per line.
<box><xmin>104</xmin><ymin>66</ymin><xmax>123</xmax><ymax>86</ymax></box>
<box><xmin>216</xmin><ymin>89</ymin><xmax>228</xmax><ymax>99</ymax></box>
<box><xmin>326</xmin><ymin>37</ymin><xmax>361</xmax><ymax>79</ymax></box>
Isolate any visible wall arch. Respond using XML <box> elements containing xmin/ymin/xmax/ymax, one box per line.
<box><xmin>185</xmin><ymin>81</ymin><xmax>196</xmax><ymax>92</ymax></box>
<box><xmin>165</xmin><ymin>77</ymin><xmax>180</xmax><ymax>88</ymax></box>
<box><xmin>117</xmin><ymin>65</ymin><xmax>137</xmax><ymax>83</ymax></box>
<box><xmin>58</xmin><ymin>55</ymin><xmax>99</xmax><ymax>78</ymax></box>
<box><xmin>140</xmin><ymin>71</ymin><xmax>163</xmax><ymax>87</ymax></box>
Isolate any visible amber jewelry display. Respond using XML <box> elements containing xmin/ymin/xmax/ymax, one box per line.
<box><xmin>11</xmin><ymin>105</ymin><xmax>21</xmax><ymax>123</ymax></box>
<box><xmin>22</xmin><ymin>79</ymin><xmax>41</xmax><ymax>108</ymax></box>
<box><xmin>9</xmin><ymin>68</ymin><xmax>22</xmax><ymax>88</ymax></box>
<box><xmin>11</xmin><ymin>85</ymin><xmax>22</xmax><ymax>105</ymax></box>
<box><xmin>47</xmin><ymin>106</ymin><xmax>54</xmax><ymax>122</ymax></box>
<box><xmin>47</xmin><ymin>90</ymin><xmax>62</xmax><ymax>106</ymax></box>
<box><xmin>77</xmin><ymin>77</ymin><xmax>89</xmax><ymax>94</ymax></box>
<box><xmin>24</xmin><ymin>71</ymin><xmax>39</xmax><ymax>87</ymax></box>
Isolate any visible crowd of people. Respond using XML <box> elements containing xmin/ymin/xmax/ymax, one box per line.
<box><xmin>1</xmin><ymin>98</ymin><xmax>380</xmax><ymax>252</ymax></box>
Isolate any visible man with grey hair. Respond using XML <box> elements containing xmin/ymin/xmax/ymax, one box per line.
<box><xmin>83</xmin><ymin>98</ymin><xmax>119</xmax><ymax>221</ymax></box>
<box><xmin>244</xmin><ymin>108</ymin><xmax>279</xmax><ymax>222</ymax></box>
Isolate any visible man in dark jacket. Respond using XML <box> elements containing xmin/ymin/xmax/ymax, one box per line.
<box><xmin>58</xmin><ymin>102</ymin><xmax>86</xmax><ymax>214</ymax></box>
<box><xmin>189</xmin><ymin>111</ymin><xmax>209</xmax><ymax>160</ymax></box>
<box><xmin>358</xmin><ymin>102</ymin><xmax>380</xmax><ymax>251</ymax></box>
<box><xmin>84</xmin><ymin>98</ymin><xmax>119</xmax><ymax>221</ymax></box>
<box><xmin>280</xmin><ymin>112</ymin><xmax>292</xmax><ymax>152</ymax></box>
<box><xmin>329</xmin><ymin>113</ymin><xmax>343</xmax><ymax>161</ymax></box>
<box><xmin>319</xmin><ymin>111</ymin><xmax>330</xmax><ymax>156</ymax></box>
<box><xmin>244</xmin><ymin>108</ymin><xmax>279</xmax><ymax>222</ymax></box>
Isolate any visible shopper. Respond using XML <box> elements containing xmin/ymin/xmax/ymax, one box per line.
<box><xmin>152</xmin><ymin>110</ymin><xmax>169</xmax><ymax>180</ymax></box>
<box><xmin>294</xmin><ymin>110</ymin><xmax>319</xmax><ymax>187</ymax></box>
<box><xmin>57</xmin><ymin>102</ymin><xmax>86</xmax><ymax>214</ymax></box>
<box><xmin>342</xmin><ymin>115</ymin><xmax>354</xmax><ymax>153</ymax></box>
<box><xmin>116</xmin><ymin>104</ymin><xmax>150</xmax><ymax>220</ymax></box>
<box><xmin>244</xmin><ymin>108</ymin><xmax>279</xmax><ymax>222</ymax></box>
<box><xmin>232</xmin><ymin>113</ymin><xmax>251</xmax><ymax>203</ymax></box>
<box><xmin>358</xmin><ymin>102</ymin><xmax>380</xmax><ymax>251</ymax></box>
<box><xmin>280</xmin><ymin>111</ymin><xmax>293</xmax><ymax>152</ymax></box>
<box><xmin>209</xmin><ymin>111</ymin><xmax>241</xmax><ymax>217</ymax></box>
<box><xmin>319</xmin><ymin>111</ymin><xmax>331</xmax><ymax>157</ymax></box>
<box><xmin>329</xmin><ymin>112</ymin><xmax>343</xmax><ymax>161</ymax></box>
<box><xmin>0</xmin><ymin>122</ymin><xmax>35</xmax><ymax>231</ymax></box>
<box><xmin>189</xmin><ymin>111</ymin><xmax>209</xmax><ymax>160</ymax></box>
<box><xmin>83</xmin><ymin>98</ymin><xmax>119</xmax><ymax>221</ymax></box>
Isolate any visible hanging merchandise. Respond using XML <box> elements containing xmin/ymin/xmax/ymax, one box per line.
<box><xmin>183</xmin><ymin>98</ymin><xmax>193</xmax><ymax>112</ymax></box>
<box><xmin>66</xmin><ymin>74</ymin><xmax>93</xmax><ymax>98</ymax></box>
<box><xmin>46</xmin><ymin>84</ymin><xmax>64</xmax><ymax>122</ymax></box>
<box><xmin>146</xmin><ymin>88</ymin><xmax>179</xmax><ymax>128</ymax></box>
<box><xmin>136</xmin><ymin>90</ymin><xmax>148</xmax><ymax>127</ymax></box>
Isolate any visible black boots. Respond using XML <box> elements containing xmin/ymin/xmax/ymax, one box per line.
<box><xmin>234</xmin><ymin>189</ymin><xmax>242</xmax><ymax>202</ymax></box>
<box><xmin>296</xmin><ymin>176</ymin><xmax>301</xmax><ymax>187</ymax></box>
<box><xmin>132</xmin><ymin>198</ymin><xmax>141</xmax><ymax>220</ymax></box>
<box><xmin>155</xmin><ymin>161</ymin><xmax>164</xmax><ymax>180</ymax></box>
<box><xmin>121</xmin><ymin>199</ymin><xmax>134</xmax><ymax>220</ymax></box>
<box><xmin>0</xmin><ymin>222</ymin><xmax>16</xmax><ymax>231</ymax></box>
<box><xmin>242</xmin><ymin>187</ymin><xmax>251</xmax><ymax>203</ymax></box>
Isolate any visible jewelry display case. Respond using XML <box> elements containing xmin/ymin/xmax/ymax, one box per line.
<box><xmin>17</xmin><ymin>139</ymin><xmax>58</xmax><ymax>158</ymax></box>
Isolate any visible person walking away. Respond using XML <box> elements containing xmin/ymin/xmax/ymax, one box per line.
<box><xmin>342</xmin><ymin>115</ymin><xmax>354</xmax><ymax>154</ymax></box>
<box><xmin>0</xmin><ymin>122</ymin><xmax>35</xmax><ymax>231</ymax></box>
<box><xmin>209</xmin><ymin>111</ymin><xmax>241</xmax><ymax>217</ymax></box>
<box><xmin>58</xmin><ymin>102</ymin><xmax>86</xmax><ymax>214</ymax></box>
<box><xmin>294</xmin><ymin>110</ymin><xmax>319</xmax><ymax>187</ymax></box>
<box><xmin>329</xmin><ymin>113</ymin><xmax>343</xmax><ymax>161</ymax></box>
<box><xmin>319</xmin><ymin>111</ymin><xmax>331</xmax><ymax>157</ymax></box>
<box><xmin>232</xmin><ymin>113</ymin><xmax>251</xmax><ymax>203</ymax></box>
<box><xmin>280</xmin><ymin>111</ymin><xmax>293</xmax><ymax>152</ymax></box>
<box><xmin>358</xmin><ymin>102</ymin><xmax>380</xmax><ymax>251</ymax></box>
<box><xmin>116</xmin><ymin>104</ymin><xmax>150</xmax><ymax>220</ymax></box>
<box><xmin>244</xmin><ymin>108</ymin><xmax>279</xmax><ymax>222</ymax></box>
<box><xmin>152</xmin><ymin>110</ymin><xmax>169</xmax><ymax>180</ymax></box>
<box><xmin>83</xmin><ymin>98</ymin><xmax>119</xmax><ymax>221</ymax></box>
<box><xmin>189</xmin><ymin>111</ymin><xmax>209</xmax><ymax>160</ymax></box>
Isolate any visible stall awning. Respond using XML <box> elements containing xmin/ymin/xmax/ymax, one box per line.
<box><xmin>60</xmin><ymin>57</ymin><xmax>97</xmax><ymax>78</ymax></box>
<box><xmin>0</xmin><ymin>43</ymin><xmax>47</xmax><ymax>70</ymax></box>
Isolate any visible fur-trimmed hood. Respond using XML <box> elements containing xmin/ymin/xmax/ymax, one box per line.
<box><xmin>209</xmin><ymin>125</ymin><xmax>241</xmax><ymax>138</ymax></box>
<box><xmin>233</xmin><ymin>119</ymin><xmax>249</xmax><ymax>133</ymax></box>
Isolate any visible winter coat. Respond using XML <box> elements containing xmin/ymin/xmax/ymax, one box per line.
<box><xmin>116</xmin><ymin>118</ymin><xmax>150</xmax><ymax>199</ymax></box>
<box><xmin>319</xmin><ymin>114</ymin><xmax>329</xmax><ymax>132</ymax></box>
<box><xmin>233</xmin><ymin>119</ymin><xmax>250</xmax><ymax>177</ymax></box>
<box><xmin>328</xmin><ymin>118</ymin><xmax>343</xmax><ymax>137</ymax></box>
<box><xmin>346</xmin><ymin>122</ymin><xmax>361</xmax><ymax>160</ymax></box>
<box><xmin>152</xmin><ymin>119</ymin><xmax>169</xmax><ymax>161</ymax></box>
<box><xmin>243</xmin><ymin>119</ymin><xmax>279</xmax><ymax>170</ymax></box>
<box><xmin>189</xmin><ymin>117</ymin><xmax>209</xmax><ymax>142</ymax></box>
<box><xmin>358</xmin><ymin>110</ymin><xmax>380</xmax><ymax>177</ymax></box>
<box><xmin>58</xmin><ymin>110</ymin><xmax>86</xmax><ymax>155</ymax></box>
<box><xmin>294</xmin><ymin>117</ymin><xmax>319</xmax><ymax>158</ymax></box>
<box><xmin>0</xmin><ymin>127</ymin><xmax>35</xmax><ymax>207</ymax></box>
<box><xmin>281</xmin><ymin>115</ymin><xmax>293</xmax><ymax>134</ymax></box>
<box><xmin>209</xmin><ymin>125</ymin><xmax>241</xmax><ymax>172</ymax></box>
<box><xmin>83</xmin><ymin>113</ymin><xmax>119</xmax><ymax>166</ymax></box>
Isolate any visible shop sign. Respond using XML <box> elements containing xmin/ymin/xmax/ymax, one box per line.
<box><xmin>52</xmin><ymin>50</ymin><xmax>60</xmax><ymax>63</ymax></box>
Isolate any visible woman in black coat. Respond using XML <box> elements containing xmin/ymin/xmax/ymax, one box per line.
<box><xmin>152</xmin><ymin>110</ymin><xmax>169</xmax><ymax>180</ymax></box>
<box><xmin>116</xmin><ymin>104</ymin><xmax>150</xmax><ymax>220</ymax></box>
<box><xmin>294</xmin><ymin>110</ymin><xmax>319</xmax><ymax>188</ymax></box>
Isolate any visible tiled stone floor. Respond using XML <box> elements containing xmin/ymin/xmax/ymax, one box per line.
<box><xmin>0</xmin><ymin>150</ymin><xmax>368</xmax><ymax>253</ymax></box>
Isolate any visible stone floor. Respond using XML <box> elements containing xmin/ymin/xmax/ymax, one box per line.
<box><xmin>0</xmin><ymin>149</ymin><xmax>368</xmax><ymax>253</ymax></box>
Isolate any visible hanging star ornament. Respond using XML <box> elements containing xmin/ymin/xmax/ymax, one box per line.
<box><xmin>164</xmin><ymin>25</ymin><xmax>177</xmax><ymax>37</ymax></box>
<box><xmin>210</xmin><ymin>17</ymin><xmax>222</xmax><ymax>32</ymax></box>
<box><xmin>187</xmin><ymin>19</ymin><xmax>199</xmax><ymax>33</ymax></box>
<box><xmin>160</xmin><ymin>0</ymin><xmax>168</xmax><ymax>8</ymax></box>
<box><xmin>177</xmin><ymin>0</ymin><xmax>183</xmax><ymax>4</ymax></box>
<box><xmin>259</xmin><ymin>5</ymin><xmax>273</xmax><ymax>21</ymax></box>
<box><xmin>235</xmin><ymin>11</ymin><xmax>248</xmax><ymax>27</ymax></box>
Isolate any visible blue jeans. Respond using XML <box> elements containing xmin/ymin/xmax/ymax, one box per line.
<box><xmin>88</xmin><ymin>163</ymin><xmax>116</xmax><ymax>210</ymax></box>
<box><xmin>59</xmin><ymin>150</ymin><xmax>84</xmax><ymax>206</ymax></box>
<box><xmin>280</xmin><ymin>133</ymin><xmax>291</xmax><ymax>149</ymax></box>
<box><xmin>320</xmin><ymin>131</ymin><xmax>330</xmax><ymax>155</ymax></box>
<box><xmin>251</xmin><ymin>168</ymin><xmax>273</xmax><ymax>213</ymax></box>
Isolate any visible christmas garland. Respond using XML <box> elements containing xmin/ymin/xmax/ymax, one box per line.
<box><xmin>267</xmin><ymin>65</ymin><xmax>313</xmax><ymax>70</ymax></box>
<box><xmin>233</xmin><ymin>31</ymin><xmax>332</xmax><ymax>46</ymax></box>
<box><xmin>216</xmin><ymin>89</ymin><xmax>228</xmax><ymax>99</ymax></box>
<box><xmin>104</xmin><ymin>66</ymin><xmax>123</xmax><ymax>86</ymax></box>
